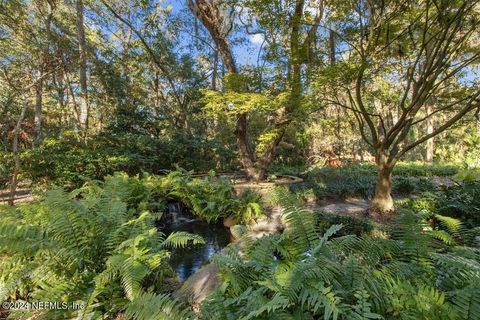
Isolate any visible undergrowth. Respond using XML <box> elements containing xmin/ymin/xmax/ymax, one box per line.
<box><xmin>201</xmin><ymin>202</ymin><xmax>480</xmax><ymax>319</ymax></box>
<box><xmin>0</xmin><ymin>174</ymin><xmax>201</xmax><ymax>319</ymax></box>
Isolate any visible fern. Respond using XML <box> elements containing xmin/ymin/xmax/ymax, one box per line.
<box><xmin>200</xmin><ymin>190</ymin><xmax>480</xmax><ymax>320</ymax></box>
<box><xmin>0</xmin><ymin>174</ymin><xmax>202</xmax><ymax>319</ymax></box>
<box><xmin>451</xmin><ymin>285</ymin><xmax>480</xmax><ymax>320</ymax></box>
<box><xmin>125</xmin><ymin>292</ymin><xmax>194</xmax><ymax>320</ymax></box>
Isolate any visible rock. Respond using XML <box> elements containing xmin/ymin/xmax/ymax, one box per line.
<box><xmin>223</xmin><ymin>216</ymin><xmax>238</xmax><ymax>228</ymax></box>
<box><xmin>172</xmin><ymin>263</ymin><xmax>221</xmax><ymax>306</ymax></box>
<box><xmin>173</xmin><ymin>206</ymin><xmax>286</xmax><ymax>306</ymax></box>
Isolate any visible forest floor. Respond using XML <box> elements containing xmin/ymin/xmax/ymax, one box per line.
<box><xmin>0</xmin><ymin>188</ymin><xmax>34</xmax><ymax>205</ymax></box>
<box><xmin>307</xmin><ymin>198</ymin><xmax>370</xmax><ymax>218</ymax></box>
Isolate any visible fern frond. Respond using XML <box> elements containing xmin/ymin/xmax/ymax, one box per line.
<box><xmin>282</xmin><ymin>206</ymin><xmax>319</xmax><ymax>255</ymax></box>
<box><xmin>125</xmin><ymin>292</ymin><xmax>194</xmax><ymax>320</ymax></box>
<box><xmin>451</xmin><ymin>284</ymin><xmax>480</xmax><ymax>320</ymax></box>
<box><xmin>242</xmin><ymin>293</ymin><xmax>291</xmax><ymax>320</ymax></box>
<box><xmin>161</xmin><ymin>231</ymin><xmax>205</xmax><ymax>249</ymax></box>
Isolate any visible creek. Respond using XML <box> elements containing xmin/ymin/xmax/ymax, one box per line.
<box><xmin>159</xmin><ymin>201</ymin><xmax>231</xmax><ymax>280</ymax></box>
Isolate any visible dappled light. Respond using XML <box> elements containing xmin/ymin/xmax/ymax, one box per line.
<box><xmin>1</xmin><ymin>0</ymin><xmax>480</xmax><ymax>319</ymax></box>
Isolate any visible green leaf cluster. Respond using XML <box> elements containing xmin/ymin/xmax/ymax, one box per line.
<box><xmin>200</xmin><ymin>198</ymin><xmax>480</xmax><ymax>319</ymax></box>
<box><xmin>0</xmin><ymin>173</ymin><xmax>202</xmax><ymax>319</ymax></box>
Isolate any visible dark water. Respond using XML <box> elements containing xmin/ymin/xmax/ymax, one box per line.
<box><xmin>165</xmin><ymin>220</ymin><xmax>231</xmax><ymax>281</ymax></box>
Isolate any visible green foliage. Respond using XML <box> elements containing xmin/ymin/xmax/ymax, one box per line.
<box><xmin>21</xmin><ymin>131</ymin><xmax>236</xmax><ymax>188</ymax></box>
<box><xmin>236</xmin><ymin>189</ymin><xmax>264</xmax><ymax>224</ymax></box>
<box><xmin>267</xmin><ymin>163</ymin><xmax>309</xmax><ymax>176</ymax></box>
<box><xmin>305</xmin><ymin>165</ymin><xmax>377</xmax><ymax>199</ymax></box>
<box><xmin>201</xmin><ymin>88</ymin><xmax>273</xmax><ymax>117</ymax></box>
<box><xmin>399</xmin><ymin>179</ymin><xmax>480</xmax><ymax>228</ymax></box>
<box><xmin>125</xmin><ymin>292</ymin><xmax>194</xmax><ymax>320</ymax></box>
<box><xmin>268</xmin><ymin>186</ymin><xmax>305</xmax><ymax>208</ymax></box>
<box><xmin>302</xmin><ymin>163</ymin><xmax>456</xmax><ymax>200</ymax></box>
<box><xmin>393</xmin><ymin>162</ymin><xmax>460</xmax><ymax>177</ymax></box>
<box><xmin>201</xmin><ymin>179</ymin><xmax>480</xmax><ymax>319</ymax></box>
<box><xmin>148</xmin><ymin>170</ymin><xmax>263</xmax><ymax>224</ymax></box>
<box><xmin>317</xmin><ymin>212</ymin><xmax>374</xmax><ymax>237</ymax></box>
<box><xmin>455</xmin><ymin>169</ymin><xmax>480</xmax><ymax>182</ymax></box>
<box><xmin>269</xmin><ymin>187</ymin><xmax>374</xmax><ymax>237</ymax></box>
<box><xmin>0</xmin><ymin>151</ymin><xmax>10</xmax><ymax>188</ymax></box>
<box><xmin>0</xmin><ymin>174</ymin><xmax>200</xmax><ymax>319</ymax></box>
<box><xmin>200</xmin><ymin>203</ymin><xmax>480</xmax><ymax>319</ymax></box>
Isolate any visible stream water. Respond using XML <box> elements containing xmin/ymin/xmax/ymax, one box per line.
<box><xmin>160</xmin><ymin>201</ymin><xmax>231</xmax><ymax>280</ymax></box>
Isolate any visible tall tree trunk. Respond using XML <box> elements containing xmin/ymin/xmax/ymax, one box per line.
<box><xmin>329</xmin><ymin>29</ymin><xmax>335</xmax><ymax>66</ymax></box>
<box><xmin>76</xmin><ymin>0</ymin><xmax>89</xmax><ymax>140</ymax></box>
<box><xmin>235</xmin><ymin>113</ymin><xmax>256</xmax><ymax>178</ymax></box>
<box><xmin>371</xmin><ymin>150</ymin><xmax>394</xmax><ymax>213</ymax></box>
<box><xmin>32</xmin><ymin>4</ymin><xmax>53</xmax><ymax>147</ymax></box>
<box><xmin>212</xmin><ymin>49</ymin><xmax>218</xmax><ymax>90</ymax></box>
<box><xmin>425</xmin><ymin>103</ymin><xmax>434</xmax><ymax>163</ymax></box>
<box><xmin>33</xmin><ymin>74</ymin><xmax>43</xmax><ymax>147</ymax></box>
<box><xmin>9</xmin><ymin>101</ymin><xmax>29</xmax><ymax>206</ymax></box>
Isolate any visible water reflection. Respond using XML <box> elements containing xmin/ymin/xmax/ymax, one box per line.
<box><xmin>166</xmin><ymin>220</ymin><xmax>231</xmax><ymax>280</ymax></box>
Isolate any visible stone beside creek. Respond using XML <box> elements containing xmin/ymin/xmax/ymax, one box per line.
<box><xmin>172</xmin><ymin>175</ymin><xmax>301</xmax><ymax>308</ymax></box>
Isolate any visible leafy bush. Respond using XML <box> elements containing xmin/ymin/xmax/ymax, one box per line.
<box><xmin>392</xmin><ymin>176</ymin><xmax>418</xmax><ymax>194</ymax></box>
<box><xmin>455</xmin><ymin>169</ymin><xmax>480</xmax><ymax>182</ymax></box>
<box><xmin>399</xmin><ymin>179</ymin><xmax>480</xmax><ymax>228</ymax></box>
<box><xmin>0</xmin><ymin>151</ymin><xmax>10</xmax><ymax>189</ymax></box>
<box><xmin>317</xmin><ymin>212</ymin><xmax>374</xmax><ymax>237</ymax></box>
<box><xmin>149</xmin><ymin>170</ymin><xmax>263</xmax><ymax>224</ymax></box>
<box><xmin>392</xmin><ymin>162</ymin><xmax>460</xmax><ymax>177</ymax></box>
<box><xmin>393</xmin><ymin>176</ymin><xmax>414</xmax><ymax>194</ymax></box>
<box><xmin>304</xmin><ymin>166</ymin><xmax>377</xmax><ymax>199</ymax></box>
<box><xmin>200</xmin><ymin>206</ymin><xmax>480</xmax><ymax>319</ymax></box>
<box><xmin>267</xmin><ymin>163</ymin><xmax>309</xmax><ymax>176</ymax></box>
<box><xmin>21</xmin><ymin>131</ymin><xmax>236</xmax><ymax>188</ymax></box>
<box><xmin>303</xmin><ymin>163</ymin><xmax>445</xmax><ymax>200</ymax></box>
<box><xmin>0</xmin><ymin>174</ymin><xmax>202</xmax><ymax>319</ymax></box>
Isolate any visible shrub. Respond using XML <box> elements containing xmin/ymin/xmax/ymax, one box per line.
<box><xmin>392</xmin><ymin>162</ymin><xmax>460</xmax><ymax>177</ymax></box>
<box><xmin>0</xmin><ymin>151</ymin><xmax>10</xmax><ymax>189</ymax></box>
<box><xmin>317</xmin><ymin>212</ymin><xmax>374</xmax><ymax>237</ymax></box>
<box><xmin>455</xmin><ymin>169</ymin><xmax>480</xmax><ymax>182</ymax></box>
<box><xmin>0</xmin><ymin>174</ymin><xmax>202</xmax><ymax>319</ymax></box>
<box><xmin>148</xmin><ymin>170</ymin><xmax>263</xmax><ymax>224</ymax></box>
<box><xmin>200</xmin><ymin>206</ymin><xmax>480</xmax><ymax>319</ymax></box>
<box><xmin>267</xmin><ymin>163</ymin><xmax>309</xmax><ymax>176</ymax></box>
<box><xmin>304</xmin><ymin>166</ymin><xmax>377</xmax><ymax>199</ymax></box>
<box><xmin>303</xmin><ymin>163</ymin><xmax>450</xmax><ymax>200</ymax></box>
<box><xmin>399</xmin><ymin>180</ymin><xmax>480</xmax><ymax>228</ymax></box>
<box><xmin>392</xmin><ymin>176</ymin><xmax>417</xmax><ymax>194</ymax></box>
<box><xmin>21</xmin><ymin>131</ymin><xmax>236</xmax><ymax>188</ymax></box>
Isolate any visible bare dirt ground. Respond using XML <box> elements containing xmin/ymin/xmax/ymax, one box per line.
<box><xmin>308</xmin><ymin>198</ymin><xmax>370</xmax><ymax>217</ymax></box>
<box><xmin>0</xmin><ymin>188</ymin><xmax>35</xmax><ymax>205</ymax></box>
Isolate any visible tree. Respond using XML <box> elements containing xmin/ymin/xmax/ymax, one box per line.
<box><xmin>189</xmin><ymin>0</ymin><xmax>324</xmax><ymax>181</ymax></box>
<box><xmin>76</xmin><ymin>0</ymin><xmax>89</xmax><ymax>140</ymax></box>
<box><xmin>315</xmin><ymin>0</ymin><xmax>480</xmax><ymax>212</ymax></box>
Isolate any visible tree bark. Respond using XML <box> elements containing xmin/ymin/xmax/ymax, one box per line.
<box><xmin>33</xmin><ymin>3</ymin><xmax>53</xmax><ymax>147</ymax></box>
<box><xmin>76</xmin><ymin>0</ymin><xmax>89</xmax><ymax>140</ymax></box>
<box><xmin>9</xmin><ymin>101</ymin><xmax>29</xmax><ymax>206</ymax></box>
<box><xmin>33</xmin><ymin>74</ymin><xmax>43</xmax><ymax>147</ymax></box>
<box><xmin>329</xmin><ymin>28</ymin><xmax>335</xmax><ymax>66</ymax></box>
<box><xmin>425</xmin><ymin>103</ymin><xmax>434</xmax><ymax>163</ymax></box>
<box><xmin>371</xmin><ymin>151</ymin><xmax>394</xmax><ymax>213</ymax></box>
<box><xmin>212</xmin><ymin>49</ymin><xmax>218</xmax><ymax>90</ymax></box>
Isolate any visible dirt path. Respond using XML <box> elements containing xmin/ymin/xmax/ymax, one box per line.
<box><xmin>0</xmin><ymin>188</ymin><xmax>34</xmax><ymax>205</ymax></box>
<box><xmin>307</xmin><ymin>198</ymin><xmax>370</xmax><ymax>217</ymax></box>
